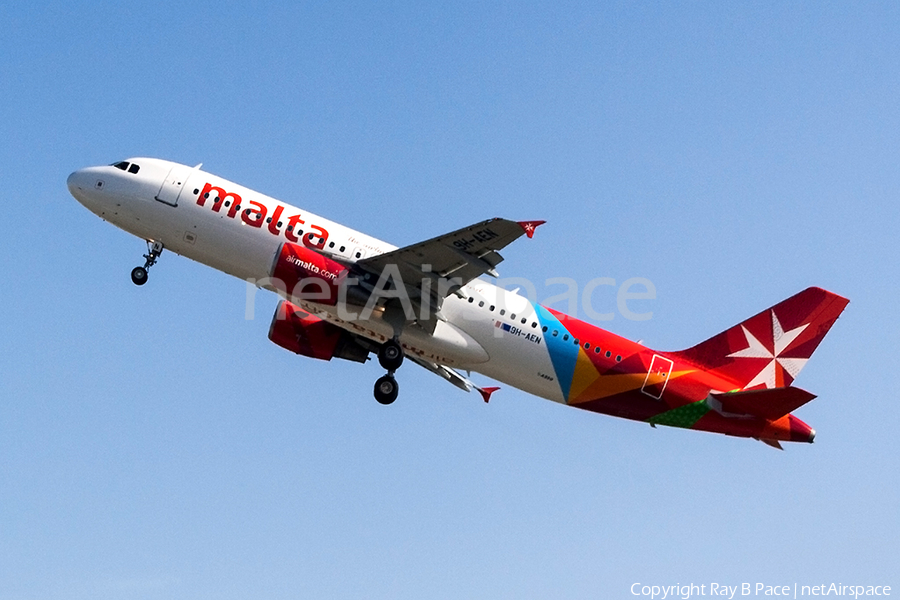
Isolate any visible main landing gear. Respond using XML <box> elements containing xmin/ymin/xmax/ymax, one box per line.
<box><xmin>373</xmin><ymin>339</ymin><xmax>404</xmax><ymax>405</ymax></box>
<box><xmin>131</xmin><ymin>240</ymin><xmax>164</xmax><ymax>286</ymax></box>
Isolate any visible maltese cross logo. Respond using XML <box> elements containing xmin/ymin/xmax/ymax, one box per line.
<box><xmin>727</xmin><ymin>310</ymin><xmax>809</xmax><ymax>389</ymax></box>
<box><xmin>517</xmin><ymin>220</ymin><xmax>545</xmax><ymax>239</ymax></box>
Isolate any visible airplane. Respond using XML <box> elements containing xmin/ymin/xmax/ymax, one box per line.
<box><xmin>67</xmin><ymin>157</ymin><xmax>849</xmax><ymax>448</ymax></box>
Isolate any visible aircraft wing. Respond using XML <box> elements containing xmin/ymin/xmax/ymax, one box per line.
<box><xmin>352</xmin><ymin>218</ymin><xmax>544</xmax><ymax>329</ymax></box>
<box><xmin>409</xmin><ymin>355</ymin><xmax>500</xmax><ymax>403</ymax></box>
<box><xmin>357</xmin><ymin>218</ymin><xmax>544</xmax><ymax>291</ymax></box>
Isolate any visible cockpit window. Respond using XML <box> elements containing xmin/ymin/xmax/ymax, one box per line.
<box><xmin>111</xmin><ymin>161</ymin><xmax>140</xmax><ymax>174</ymax></box>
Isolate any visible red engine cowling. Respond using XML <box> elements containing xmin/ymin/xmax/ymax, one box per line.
<box><xmin>270</xmin><ymin>242</ymin><xmax>348</xmax><ymax>305</ymax></box>
<box><xmin>268</xmin><ymin>300</ymin><xmax>368</xmax><ymax>363</ymax></box>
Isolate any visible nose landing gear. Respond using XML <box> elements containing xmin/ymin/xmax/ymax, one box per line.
<box><xmin>373</xmin><ymin>339</ymin><xmax>404</xmax><ymax>405</ymax></box>
<box><xmin>131</xmin><ymin>240</ymin><xmax>164</xmax><ymax>286</ymax></box>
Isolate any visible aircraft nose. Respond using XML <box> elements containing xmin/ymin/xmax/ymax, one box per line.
<box><xmin>67</xmin><ymin>168</ymin><xmax>101</xmax><ymax>208</ymax></box>
<box><xmin>66</xmin><ymin>170</ymin><xmax>79</xmax><ymax>195</ymax></box>
<box><xmin>67</xmin><ymin>169</ymin><xmax>91</xmax><ymax>196</ymax></box>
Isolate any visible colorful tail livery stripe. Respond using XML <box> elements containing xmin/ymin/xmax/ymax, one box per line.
<box><xmin>672</xmin><ymin>287</ymin><xmax>849</xmax><ymax>390</ymax></box>
<box><xmin>530</xmin><ymin>287</ymin><xmax>848</xmax><ymax>444</ymax></box>
<box><xmin>533</xmin><ymin>303</ymin><xmax>581</xmax><ymax>400</ymax></box>
<box><xmin>532</xmin><ymin>303</ymin><xmax>663</xmax><ymax>407</ymax></box>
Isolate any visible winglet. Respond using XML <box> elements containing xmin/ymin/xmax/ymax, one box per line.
<box><xmin>477</xmin><ymin>386</ymin><xmax>500</xmax><ymax>403</ymax></box>
<box><xmin>517</xmin><ymin>220</ymin><xmax>546</xmax><ymax>239</ymax></box>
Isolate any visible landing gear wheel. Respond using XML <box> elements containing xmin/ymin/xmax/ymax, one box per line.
<box><xmin>131</xmin><ymin>266</ymin><xmax>148</xmax><ymax>286</ymax></box>
<box><xmin>131</xmin><ymin>240</ymin><xmax>164</xmax><ymax>287</ymax></box>
<box><xmin>374</xmin><ymin>374</ymin><xmax>399</xmax><ymax>405</ymax></box>
<box><xmin>378</xmin><ymin>339</ymin><xmax>404</xmax><ymax>371</ymax></box>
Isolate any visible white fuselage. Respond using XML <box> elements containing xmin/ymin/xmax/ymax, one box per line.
<box><xmin>67</xmin><ymin>158</ymin><xmax>571</xmax><ymax>403</ymax></box>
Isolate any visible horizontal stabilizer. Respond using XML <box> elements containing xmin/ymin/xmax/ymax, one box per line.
<box><xmin>712</xmin><ymin>387</ymin><xmax>816</xmax><ymax>421</ymax></box>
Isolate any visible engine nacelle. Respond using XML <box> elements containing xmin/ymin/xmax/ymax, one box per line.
<box><xmin>268</xmin><ymin>300</ymin><xmax>369</xmax><ymax>363</ymax></box>
<box><xmin>270</xmin><ymin>242</ymin><xmax>349</xmax><ymax>305</ymax></box>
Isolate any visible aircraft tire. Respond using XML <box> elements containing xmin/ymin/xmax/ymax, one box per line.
<box><xmin>378</xmin><ymin>340</ymin><xmax>404</xmax><ymax>371</ymax></box>
<box><xmin>131</xmin><ymin>266</ymin><xmax>148</xmax><ymax>286</ymax></box>
<box><xmin>374</xmin><ymin>374</ymin><xmax>399</xmax><ymax>405</ymax></box>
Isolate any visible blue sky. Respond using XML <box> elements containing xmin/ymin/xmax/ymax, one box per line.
<box><xmin>1</xmin><ymin>2</ymin><xmax>898</xmax><ymax>598</ymax></box>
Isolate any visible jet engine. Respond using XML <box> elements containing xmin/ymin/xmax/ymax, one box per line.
<box><xmin>268</xmin><ymin>300</ymin><xmax>369</xmax><ymax>363</ymax></box>
<box><xmin>270</xmin><ymin>242</ymin><xmax>349</xmax><ymax>305</ymax></box>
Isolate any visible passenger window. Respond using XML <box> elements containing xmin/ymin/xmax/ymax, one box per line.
<box><xmin>542</xmin><ymin>326</ymin><xmax>548</xmax><ymax>332</ymax></box>
<box><xmin>489</xmin><ymin>305</ymin><xmax>495</xmax><ymax>311</ymax></box>
<box><xmin>521</xmin><ymin>318</ymin><xmax>526</xmax><ymax>324</ymax></box>
<box><xmin>563</xmin><ymin>334</ymin><xmax>569</xmax><ymax>341</ymax></box>
<box><xmin>552</xmin><ymin>330</ymin><xmax>558</xmax><ymax>337</ymax></box>
<box><xmin>329</xmin><ymin>242</ymin><xmax>335</xmax><ymax>248</ymax></box>
<box><xmin>606</xmin><ymin>351</ymin><xmax>612</xmax><ymax>358</ymax></box>
<box><xmin>468</xmin><ymin>297</ymin><xmax>474</xmax><ymax>303</ymax></box>
<box><xmin>340</xmin><ymin>246</ymin><xmax>345</xmax><ymax>252</ymax></box>
<box><xmin>479</xmin><ymin>301</ymin><xmax>484</xmax><ymax>307</ymax></box>
<box><xmin>616</xmin><ymin>355</ymin><xmax>622</xmax><ymax>362</ymax></box>
<box><xmin>594</xmin><ymin>347</ymin><xmax>601</xmax><ymax>354</ymax></box>
<box><xmin>499</xmin><ymin>309</ymin><xmax>505</xmax><ymax>316</ymax></box>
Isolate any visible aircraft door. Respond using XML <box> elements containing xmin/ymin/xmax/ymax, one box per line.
<box><xmin>641</xmin><ymin>354</ymin><xmax>674</xmax><ymax>400</ymax></box>
<box><xmin>155</xmin><ymin>164</ymin><xmax>193</xmax><ymax>207</ymax></box>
